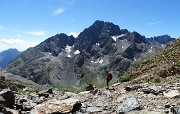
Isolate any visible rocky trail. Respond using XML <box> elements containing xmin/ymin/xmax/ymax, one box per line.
<box><xmin>1</xmin><ymin>75</ymin><xmax>180</xmax><ymax>114</ymax></box>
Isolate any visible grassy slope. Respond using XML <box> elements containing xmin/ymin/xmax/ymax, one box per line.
<box><xmin>122</xmin><ymin>38</ymin><xmax>180</xmax><ymax>82</ymax></box>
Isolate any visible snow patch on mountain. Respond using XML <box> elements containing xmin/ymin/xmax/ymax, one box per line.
<box><xmin>149</xmin><ymin>47</ymin><xmax>153</xmax><ymax>53</ymax></box>
<box><xmin>74</xmin><ymin>50</ymin><xmax>80</xmax><ymax>55</ymax></box>
<box><xmin>107</xmin><ymin>30</ymin><xmax>110</xmax><ymax>33</ymax></box>
<box><xmin>91</xmin><ymin>58</ymin><xmax>103</xmax><ymax>64</ymax></box>
<box><xmin>112</xmin><ymin>34</ymin><xmax>125</xmax><ymax>41</ymax></box>
<box><xmin>96</xmin><ymin>43</ymin><xmax>100</xmax><ymax>46</ymax></box>
<box><xmin>99</xmin><ymin>59</ymin><xmax>103</xmax><ymax>64</ymax></box>
<box><xmin>65</xmin><ymin>45</ymin><xmax>72</xmax><ymax>57</ymax></box>
<box><xmin>65</xmin><ymin>45</ymin><xmax>72</xmax><ymax>54</ymax></box>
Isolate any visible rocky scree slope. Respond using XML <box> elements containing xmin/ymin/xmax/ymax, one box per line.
<box><xmin>0</xmin><ymin>69</ymin><xmax>44</xmax><ymax>90</ymax></box>
<box><xmin>1</xmin><ymin>76</ymin><xmax>180</xmax><ymax>114</ymax></box>
<box><xmin>4</xmin><ymin>20</ymin><xmax>174</xmax><ymax>86</ymax></box>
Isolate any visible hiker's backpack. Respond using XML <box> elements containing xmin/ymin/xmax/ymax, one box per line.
<box><xmin>108</xmin><ymin>73</ymin><xmax>112</xmax><ymax>81</ymax></box>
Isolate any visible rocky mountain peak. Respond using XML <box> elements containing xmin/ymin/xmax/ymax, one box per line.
<box><xmin>75</xmin><ymin>20</ymin><xmax>123</xmax><ymax>53</ymax></box>
<box><xmin>92</xmin><ymin>20</ymin><xmax>122</xmax><ymax>36</ymax></box>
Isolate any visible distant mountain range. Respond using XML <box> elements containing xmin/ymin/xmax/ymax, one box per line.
<box><xmin>0</xmin><ymin>49</ymin><xmax>21</xmax><ymax>68</ymax></box>
<box><xmin>4</xmin><ymin>20</ymin><xmax>175</xmax><ymax>86</ymax></box>
<box><xmin>147</xmin><ymin>35</ymin><xmax>175</xmax><ymax>45</ymax></box>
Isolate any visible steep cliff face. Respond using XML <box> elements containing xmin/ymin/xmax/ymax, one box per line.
<box><xmin>4</xmin><ymin>20</ymin><xmax>172</xmax><ymax>86</ymax></box>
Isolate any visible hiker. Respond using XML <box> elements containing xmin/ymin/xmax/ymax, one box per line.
<box><xmin>106</xmin><ymin>71</ymin><xmax>112</xmax><ymax>88</ymax></box>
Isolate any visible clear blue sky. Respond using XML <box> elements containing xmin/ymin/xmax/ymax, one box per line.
<box><xmin>0</xmin><ymin>0</ymin><xmax>180</xmax><ymax>51</ymax></box>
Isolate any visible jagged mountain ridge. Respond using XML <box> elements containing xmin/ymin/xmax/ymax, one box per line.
<box><xmin>37</xmin><ymin>33</ymin><xmax>75</xmax><ymax>56</ymax></box>
<box><xmin>147</xmin><ymin>35</ymin><xmax>175</xmax><ymax>45</ymax></box>
<box><xmin>0</xmin><ymin>49</ymin><xmax>21</xmax><ymax>68</ymax></box>
<box><xmin>4</xmin><ymin>20</ymin><xmax>175</xmax><ymax>86</ymax></box>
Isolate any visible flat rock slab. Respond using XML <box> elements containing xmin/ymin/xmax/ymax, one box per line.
<box><xmin>128</xmin><ymin>109</ymin><xmax>169</xmax><ymax>114</ymax></box>
<box><xmin>164</xmin><ymin>90</ymin><xmax>180</xmax><ymax>98</ymax></box>
<box><xmin>30</xmin><ymin>98</ymin><xmax>81</xmax><ymax>114</ymax></box>
<box><xmin>86</xmin><ymin>107</ymin><xmax>102</xmax><ymax>113</ymax></box>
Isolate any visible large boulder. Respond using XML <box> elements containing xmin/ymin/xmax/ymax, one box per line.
<box><xmin>142</xmin><ymin>85</ymin><xmax>161</xmax><ymax>95</ymax></box>
<box><xmin>86</xmin><ymin>84</ymin><xmax>95</xmax><ymax>91</ymax></box>
<box><xmin>169</xmin><ymin>106</ymin><xmax>180</xmax><ymax>114</ymax></box>
<box><xmin>0</xmin><ymin>80</ymin><xmax>7</xmax><ymax>89</ymax></box>
<box><xmin>0</xmin><ymin>76</ymin><xmax>5</xmax><ymax>81</ymax></box>
<box><xmin>125</xmin><ymin>85</ymin><xmax>142</xmax><ymax>91</ymax></box>
<box><xmin>163</xmin><ymin>90</ymin><xmax>180</xmax><ymax>98</ymax></box>
<box><xmin>0</xmin><ymin>89</ymin><xmax>15</xmax><ymax>108</ymax></box>
<box><xmin>116</xmin><ymin>94</ymin><xmax>142</xmax><ymax>114</ymax></box>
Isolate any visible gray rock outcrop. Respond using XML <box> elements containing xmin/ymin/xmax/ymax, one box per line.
<box><xmin>117</xmin><ymin>94</ymin><xmax>141</xmax><ymax>114</ymax></box>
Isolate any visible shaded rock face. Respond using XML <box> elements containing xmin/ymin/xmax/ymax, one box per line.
<box><xmin>5</xmin><ymin>20</ymin><xmax>167</xmax><ymax>86</ymax></box>
<box><xmin>127</xmin><ymin>32</ymin><xmax>147</xmax><ymax>44</ymax></box>
<box><xmin>122</xmin><ymin>43</ymin><xmax>148</xmax><ymax>60</ymax></box>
